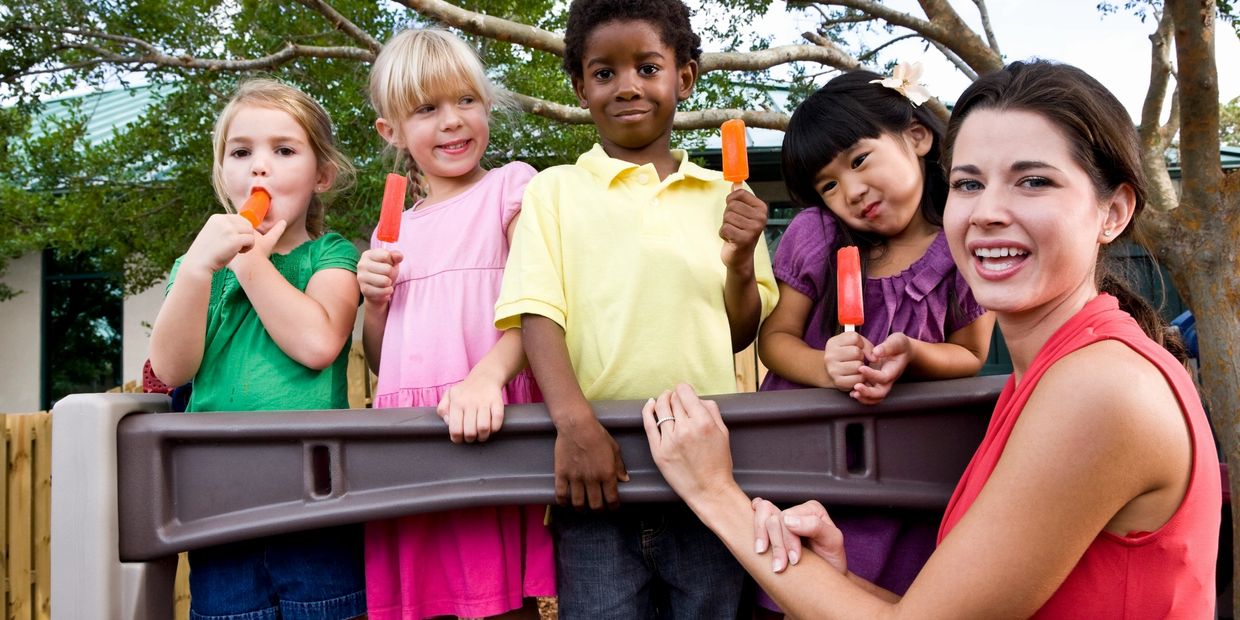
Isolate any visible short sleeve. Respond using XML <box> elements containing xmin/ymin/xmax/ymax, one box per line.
<box><xmin>499</xmin><ymin>161</ymin><xmax>537</xmax><ymax>233</ymax></box>
<box><xmin>494</xmin><ymin>171</ymin><xmax>568</xmax><ymax>331</ymax></box>
<box><xmin>945</xmin><ymin>270</ymin><xmax>988</xmax><ymax>335</ymax></box>
<box><xmin>165</xmin><ymin>255</ymin><xmax>186</xmax><ymax>295</ymax></box>
<box><xmin>773</xmin><ymin>208</ymin><xmax>838</xmax><ymax>302</ymax></box>
<box><xmin>311</xmin><ymin>232</ymin><xmax>361</xmax><ymax>273</ymax></box>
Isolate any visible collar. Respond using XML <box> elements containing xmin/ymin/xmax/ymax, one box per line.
<box><xmin>576</xmin><ymin>143</ymin><xmax>724</xmax><ymax>186</ymax></box>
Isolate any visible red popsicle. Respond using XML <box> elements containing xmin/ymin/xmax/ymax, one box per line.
<box><xmin>837</xmin><ymin>246</ymin><xmax>864</xmax><ymax>332</ymax></box>
<box><xmin>376</xmin><ymin>173</ymin><xmax>408</xmax><ymax>243</ymax></box>
<box><xmin>721</xmin><ymin>118</ymin><xmax>749</xmax><ymax>183</ymax></box>
<box><xmin>238</xmin><ymin>188</ymin><xmax>270</xmax><ymax>229</ymax></box>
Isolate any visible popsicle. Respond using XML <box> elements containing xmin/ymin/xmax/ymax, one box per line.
<box><xmin>376</xmin><ymin>173</ymin><xmax>408</xmax><ymax>243</ymax></box>
<box><xmin>238</xmin><ymin>188</ymin><xmax>270</xmax><ymax>228</ymax></box>
<box><xmin>721</xmin><ymin>118</ymin><xmax>749</xmax><ymax>183</ymax></box>
<box><xmin>837</xmin><ymin>246</ymin><xmax>864</xmax><ymax>332</ymax></box>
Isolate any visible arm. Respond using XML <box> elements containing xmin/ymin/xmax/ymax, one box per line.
<box><xmin>648</xmin><ymin>346</ymin><xmax>1190</xmax><ymax>619</ymax></box>
<box><xmin>438</xmin><ymin>215</ymin><xmax>530</xmax><ymax>442</ymax></box>
<box><xmin>852</xmin><ymin>313</ymin><xmax>995</xmax><ymax>404</ymax></box>
<box><xmin>357</xmin><ymin>248</ymin><xmax>403</xmax><ymax>373</ymax></box>
<box><xmin>900</xmin><ymin>311</ymin><xmax>995</xmax><ymax>379</ymax></box>
<box><xmin>149</xmin><ymin>213</ymin><xmax>256</xmax><ymax>386</ymax></box>
<box><xmin>523</xmin><ymin>314</ymin><xmax>628</xmax><ymax>510</ymax></box>
<box><xmin>757</xmin><ymin>284</ymin><xmax>833</xmax><ymax>387</ymax></box>
<box><xmin>720</xmin><ymin>186</ymin><xmax>768</xmax><ymax>352</ymax></box>
<box><xmin>229</xmin><ymin>223</ymin><xmax>360</xmax><ymax>370</ymax></box>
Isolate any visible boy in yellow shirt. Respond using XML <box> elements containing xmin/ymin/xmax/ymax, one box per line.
<box><xmin>495</xmin><ymin>0</ymin><xmax>777</xmax><ymax>616</ymax></box>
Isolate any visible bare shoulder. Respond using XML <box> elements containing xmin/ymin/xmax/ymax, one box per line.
<box><xmin>1020</xmin><ymin>338</ymin><xmax>1188</xmax><ymax>493</ymax></box>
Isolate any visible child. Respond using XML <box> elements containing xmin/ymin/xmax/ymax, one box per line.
<box><xmin>754</xmin><ymin>69</ymin><xmax>994</xmax><ymax>600</ymax></box>
<box><xmin>148</xmin><ymin>79</ymin><xmax>365</xmax><ymax>619</ymax></box>
<box><xmin>357</xmin><ymin>28</ymin><xmax>555</xmax><ymax>620</ymax></box>
<box><xmin>494</xmin><ymin>0</ymin><xmax>779</xmax><ymax>616</ymax></box>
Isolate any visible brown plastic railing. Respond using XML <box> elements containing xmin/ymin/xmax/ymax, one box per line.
<box><xmin>115</xmin><ymin>375</ymin><xmax>1005</xmax><ymax>561</ymax></box>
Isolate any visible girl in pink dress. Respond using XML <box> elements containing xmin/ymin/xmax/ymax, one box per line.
<box><xmin>356</xmin><ymin>28</ymin><xmax>554</xmax><ymax>619</ymax></box>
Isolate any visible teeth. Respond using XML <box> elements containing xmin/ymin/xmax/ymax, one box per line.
<box><xmin>974</xmin><ymin>247</ymin><xmax>1028</xmax><ymax>258</ymax></box>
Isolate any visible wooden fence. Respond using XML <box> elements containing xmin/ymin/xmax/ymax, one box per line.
<box><xmin>1</xmin><ymin>340</ymin><xmax>760</xmax><ymax>619</ymax></box>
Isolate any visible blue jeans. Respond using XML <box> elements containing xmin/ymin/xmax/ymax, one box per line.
<box><xmin>553</xmin><ymin>503</ymin><xmax>745</xmax><ymax>619</ymax></box>
<box><xmin>188</xmin><ymin>524</ymin><xmax>366</xmax><ymax>620</ymax></box>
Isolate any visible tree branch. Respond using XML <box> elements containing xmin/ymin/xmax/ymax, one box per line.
<box><xmin>972</xmin><ymin>0</ymin><xmax>1002</xmax><ymax>56</ymax></box>
<box><xmin>292</xmin><ymin>0</ymin><xmax>382</xmax><ymax>54</ymax></box>
<box><xmin>927</xmin><ymin>38</ymin><xmax>979</xmax><ymax>80</ymax></box>
<box><xmin>857</xmin><ymin>33</ymin><xmax>922</xmax><ymax>64</ymax></box>
<box><xmin>701</xmin><ymin>44</ymin><xmax>861</xmax><ymax>72</ymax></box>
<box><xmin>801</xmin><ymin>32</ymin><xmax>861</xmax><ymax>71</ymax></box>
<box><xmin>1138</xmin><ymin>6</ymin><xmax>1178</xmax><ymax>213</ymax></box>
<box><xmin>393</xmin><ymin>0</ymin><xmax>565</xmax><ymax>55</ymax></box>
<box><xmin>505</xmin><ymin>90</ymin><xmax>790</xmax><ymax>130</ymax></box>
<box><xmin>1168</xmin><ymin>0</ymin><xmax>1222</xmax><ymax>215</ymax></box>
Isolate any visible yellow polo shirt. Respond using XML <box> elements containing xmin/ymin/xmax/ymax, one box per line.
<box><xmin>496</xmin><ymin>144</ymin><xmax>777</xmax><ymax>400</ymax></box>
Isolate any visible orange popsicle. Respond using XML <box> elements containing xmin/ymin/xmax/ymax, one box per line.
<box><xmin>837</xmin><ymin>246</ymin><xmax>864</xmax><ymax>332</ymax></box>
<box><xmin>721</xmin><ymin>118</ymin><xmax>749</xmax><ymax>183</ymax></box>
<box><xmin>376</xmin><ymin>173</ymin><xmax>408</xmax><ymax>243</ymax></box>
<box><xmin>238</xmin><ymin>188</ymin><xmax>270</xmax><ymax>228</ymax></box>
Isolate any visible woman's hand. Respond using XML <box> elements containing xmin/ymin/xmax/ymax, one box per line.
<box><xmin>753</xmin><ymin>498</ymin><xmax>848</xmax><ymax>576</ymax></box>
<box><xmin>642</xmin><ymin>384</ymin><xmax>739</xmax><ymax>506</ymax></box>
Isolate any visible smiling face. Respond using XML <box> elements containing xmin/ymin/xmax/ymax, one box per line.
<box><xmin>571</xmin><ymin>19</ymin><xmax>697</xmax><ymax>163</ymax></box>
<box><xmin>944</xmin><ymin>108</ymin><xmax>1133</xmax><ymax>317</ymax></box>
<box><xmin>812</xmin><ymin>126</ymin><xmax>933</xmax><ymax>241</ymax></box>
<box><xmin>219</xmin><ymin>104</ymin><xmax>331</xmax><ymax>235</ymax></box>
<box><xmin>379</xmin><ymin>90</ymin><xmax>489</xmax><ymax>188</ymax></box>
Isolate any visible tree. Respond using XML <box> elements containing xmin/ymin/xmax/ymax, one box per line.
<box><xmin>4</xmin><ymin>0</ymin><xmax>1239</xmax><ymax>602</ymax></box>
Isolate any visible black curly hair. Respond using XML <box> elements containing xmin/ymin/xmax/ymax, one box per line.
<box><xmin>563</xmin><ymin>0</ymin><xmax>702</xmax><ymax>78</ymax></box>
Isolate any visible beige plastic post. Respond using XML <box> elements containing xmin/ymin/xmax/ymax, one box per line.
<box><xmin>51</xmin><ymin>393</ymin><xmax>176</xmax><ymax>619</ymax></box>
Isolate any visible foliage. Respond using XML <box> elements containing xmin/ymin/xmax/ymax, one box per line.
<box><xmin>1222</xmin><ymin>96</ymin><xmax>1240</xmax><ymax>145</ymax></box>
<box><xmin>0</xmin><ymin>0</ymin><xmax>772</xmax><ymax>295</ymax></box>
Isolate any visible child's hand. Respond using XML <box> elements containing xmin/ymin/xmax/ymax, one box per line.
<box><xmin>228</xmin><ymin>220</ymin><xmax>288</xmax><ymax>275</ymax></box>
<box><xmin>719</xmin><ymin>186</ymin><xmax>768</xmax><ymax>272</ymax></box>
<box><xmin>823</xmin><ymin>331</ymin><xmax>875</xmax><ymax>392</ymax></box>
<box><xmin>852</xmin><ymin>332</ymin><xmax>914</xmax><ymax>405</ymax></box>
<box><xmin>436</xmin><ymin>372</ymin><xmax>505</xmax><ymax>443</ymax></box>
<box><xmin>555</xmin><ymin>415</ymin><xmax>628</xmax><ymax>511</ymax></box>
<box><xmin>357</xmin><ymin>248</ymin><xmax>404</xmax><ymax>306</ymax></box>
<box><xmin>183</xmin><ymin>213</ymin><xmax>256</xmax><ymax>275</ymax></box>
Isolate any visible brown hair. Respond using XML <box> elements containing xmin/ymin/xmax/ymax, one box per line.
<box><xmin>211</xmin><ymin>79</ymin><xmax>355</xmax><ymax>238</ymax></box>
<box><xmin>944</xmin><ymin>60</ymin><xmax>1181</xmax><ymax>355</ymax></box>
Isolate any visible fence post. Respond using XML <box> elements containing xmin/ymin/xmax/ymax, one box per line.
<box><xmin>51</xmin><ymin>393</ymin><xmax>175</xmax><ymax>619</ymax></box>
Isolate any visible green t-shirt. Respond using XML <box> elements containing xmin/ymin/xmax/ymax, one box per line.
<box><xmin>166</xmin><ymin>232</ymin><xmax>360</xmax><ymax>412</ymax></box>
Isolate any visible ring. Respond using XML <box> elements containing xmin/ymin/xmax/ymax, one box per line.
<box><xmin>656</xmin><ymin>417</ymin><xmax>676</xmax><ymax>427</ymax></box>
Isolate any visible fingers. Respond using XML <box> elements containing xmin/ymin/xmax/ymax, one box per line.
<box><xmin>614</xmin><ymin>445</ymin><xmax>630</xmax><ymax>483</ymax></box>
<box><xmin>480</xmin><ymin>400</ymin><xmax>503</xmax><ymax>443</ymax></box>
<box><xmin>642</xmin><ymin>396</ymin><xmax>660</xmax><ymax>448</ymax></box>
<box><xmin>857</xmin><ymin>362</ymin><xmax>898</xmax><ymax>387</ymax></box>
<box><xmin>447</xmin><ymin>403</ymin><xmax>465</xmax><ymax>444</ymax></box>
<box><xmin>586</xmin><ymin>481</ymin><xmax>605</xmax><ymax>511</ymax></box>
<box><xmin>766</xmin><ymin>510</ymin><xmax>791</xmax><ymax>573</ymax></box>
<box><xmin>554</xmin><ymin>473</ymin><xmax>569</xmax><ymax>507</ymax></box>
<box><xmin>752</xmin><ymin>497</ymin><xmax>777</xmax><ymax>554</ymax></box>
<box><xmin>850</xmin><ymin>380</ymin><xmax>891</xmax><ymax>405</ymax></box>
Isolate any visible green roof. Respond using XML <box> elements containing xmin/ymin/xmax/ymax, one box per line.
<box><xmin>31</xmin><ymin>83</ymin><xmax>167</xmax><ymax>145</ymax></box>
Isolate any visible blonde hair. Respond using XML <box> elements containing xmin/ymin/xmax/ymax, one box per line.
<box><xmin>369</xmin><ymin>29</ymin><xmax>508</xmax><ymax>189</ymax></box>
<box><xmin>211</xmin><ymin>78</ymin><xmax>355</xmax><ymax>238</ymax></box>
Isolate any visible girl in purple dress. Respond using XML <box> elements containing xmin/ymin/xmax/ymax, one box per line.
<box><xmin>754</xmin><ymin>67</ymin><xmax>994</xmax><ymax>602</ymax></box>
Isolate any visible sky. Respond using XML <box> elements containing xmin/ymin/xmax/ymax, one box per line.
<box><xmin>741</xmin><ymin>0</ymin><xmax>1240</xmax><ymax>122</ymax></box>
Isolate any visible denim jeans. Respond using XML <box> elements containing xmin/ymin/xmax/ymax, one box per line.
<box><xmin>188</xmin><ymin>524</ymin><xmax>366</xmax><ymax>620</ymax></box>
<box><xmin>553</xmin><ymin>503</ymin><xmax>745</xmax><ymax>619</ymax></box>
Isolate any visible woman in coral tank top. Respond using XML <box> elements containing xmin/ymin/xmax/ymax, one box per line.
<box><xmin>641</xmin><ymin>60</ymin><xmax>1221</xmax><ymax>618</ymax></box>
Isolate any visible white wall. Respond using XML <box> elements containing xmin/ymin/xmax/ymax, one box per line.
<box><xmin>122</xmin><ymin>281</ymin><xmax>165</xmax><ymax>388</ymax></box>
<box><xmin>0</xmin><ymin>253</ymin><xmax>43</xmax><ymax>412</ymax></box>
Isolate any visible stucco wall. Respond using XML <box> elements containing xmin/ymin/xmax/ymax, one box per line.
<box><xmin>0</xmin><ymin>253</ymin><xmax>43</xmax><ymax>412</ymax></box>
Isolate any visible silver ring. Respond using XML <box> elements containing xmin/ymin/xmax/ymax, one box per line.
<box><xmin>656</xmin><ymin>417</ymin><xmax>676</xmax><ymax>427</ymax></box>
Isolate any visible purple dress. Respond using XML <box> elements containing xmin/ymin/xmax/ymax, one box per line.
<box><xmin>761</xmin><ymin>207</ymin><xmax>985</xmax><ymax>595</ymax></box>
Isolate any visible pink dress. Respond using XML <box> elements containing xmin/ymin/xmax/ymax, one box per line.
<box><xmin>365</xmin><ymin>162</ymin><xmax>556</xmax><ymax>619</ymax></box>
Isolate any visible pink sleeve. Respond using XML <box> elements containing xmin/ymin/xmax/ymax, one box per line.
<box><xmin>501</xmin><ymin>161</ymin><xmax>537</xmax><ymax>233</ymax></box>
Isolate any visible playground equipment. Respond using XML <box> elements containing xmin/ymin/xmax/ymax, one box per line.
<box><xmin>50</xmin><ymin>375</ymin><xmax>1005</xmax><ymax>618</ymax></box>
